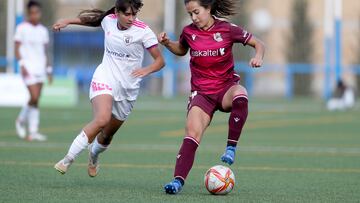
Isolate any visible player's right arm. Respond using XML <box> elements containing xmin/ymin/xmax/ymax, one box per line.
<box><xmin>52</xmin><ymin>18</ymin><xmax>85</xmax><ymax>31</ymax></box>
<box><xmin>14</xmin><ymin>26</ymin><xmax>29</xmax><ymax>77</ymax></box>
<box><xmin>15</xmin><ymin>41</ymin><xmax>28</xmax><ymax>77</ymax></box>
<box><xmin>158</xmin><ymin>32</ymin><xmax>188</xmax><ymax>56</ymax></box>
<box><xmin>15</xmin><ymin>42</ymin><xmax>21</xmax><ymax>60</ymax></box>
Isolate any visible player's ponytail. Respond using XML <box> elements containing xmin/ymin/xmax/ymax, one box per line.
<box><xmin>78</xmin><ymin>7</ymin><xmax>115</xmax><ymax>27</ymax></box>
<box><xmin>184</xmin><ymin>0</ymin><xmax>237</xmax><ymax>18</ymax></box>
<box><xmin>78</xmin><ymin>0</ymin><xmax>144</xmax><ymax>27</ymax></box>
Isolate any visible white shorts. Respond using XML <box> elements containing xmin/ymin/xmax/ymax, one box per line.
<box><xmin>22</xmin><ymin>73</ymin><xmax>46</xmax><ymax>86</ymax></box>
<box><xmin>89</xmin><ymin>66</ymin><xmax>136</xmax><ymax>121</ymax></box>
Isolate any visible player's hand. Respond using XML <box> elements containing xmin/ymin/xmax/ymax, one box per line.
<box><xmin>249</xmin><ymin>57</ymin><xmax>263</xmax><ymax>68</ymax></box>
<box><xmin>20</xmin><ymin>66</ymin><xmax>29</xmax><ymax>78</ymax></box>
<box><xmin>47</xmin><ymin>74</ymin><xmax>53</xmax><ymax>85</ymax></box>
<box><xmin>158</xmin><ymin>32</ymin><xmax>170</xmax><ymax>46</ymax></box>
<box><xmin>131</xmin><ymin>68</ymin><xmax>151</xmax><ymax>78</ymax></box>
<box><xmin>53</xmin><ymin>19</ymin><xmax>69</xmax><ymax>32</ymax></box>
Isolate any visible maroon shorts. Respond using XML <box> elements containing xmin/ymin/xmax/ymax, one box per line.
<box><xmin>187</xmin><ymin>79</ymin><xmax>240</xmax><ymax>119</ymax></box>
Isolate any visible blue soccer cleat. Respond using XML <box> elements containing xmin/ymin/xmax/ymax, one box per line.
<box><xmin>221</xmin><ymin>146</ymin><xmax>236</xmax><ymax>165</ymax></box>
<box><xmin>164</xmin><ymin>179</ymin><xmax>183</xmax><ymax>194</ymax></box>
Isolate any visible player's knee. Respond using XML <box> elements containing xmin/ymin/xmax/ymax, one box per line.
<box><xmin>101</xmin><ymin>133</ymin><xmax>114</xmax><ymax>145</ymax></box>
<box><xmin>234</xmin><ymin>86</ymin><xmax>248</xmax><ymax>98</ymax></box>
<box><xmin>29</xmin><ymin>97</ymin><xmax>39</xmax><ymax>106</ymax></box>
<box><xmin>235</xmin><ymin>86</ymin><xmax>248</xmax><ymax>96</ymax></box>
<box><xmin>94</xmin><ymin>115</ymin><xmax>111</xmax><ymax>128</ymax></box>
<box><xmin>185</xmin><ymin>125</ymin><xmax>202</xmax><ymax>141</ymax></box>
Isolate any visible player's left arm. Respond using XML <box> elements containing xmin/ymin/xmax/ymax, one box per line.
<box><xmin>246</xmin><ymin>36</ymin><xmax>265</xmax><ymax>68</ymax></box>
<box><xmin>131</xmin><ymin>46</ymin><xmax>165</xmax><ymax>78</ymax></box>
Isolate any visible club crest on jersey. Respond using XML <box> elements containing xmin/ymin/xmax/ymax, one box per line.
<box><xmin>192</xmin><ymin>34</ymin><xmax>197</xmax><ymax>41</ymax></box>
<box><xmin>123</xmin><ymin>35</ymin><xmax>133</xmax><ymax>45</ymax></box>
<box><xmin>213</xmin><ymin>32</ymin><xmax>223</xmax><ymax>42</ymax></box>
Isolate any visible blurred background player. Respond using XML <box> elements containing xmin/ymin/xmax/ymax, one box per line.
<box><xmin>53</xmin><ymin>0</ymin><xmax>165</xmax><ymax>177</ymax></box>
<box><xmin>327</xmin><ymin>79</ymin><xmax>355</xmax><ymax>111</ymax></box>
<box><xmin>158</xmin><ymin>0</ymin><xmax>265</xmax><ymax>194</ymax></box>
<box><xmin>15</xmin><ymin>0</ymin><xmax>52</xmax><ymax>142</ymax></box>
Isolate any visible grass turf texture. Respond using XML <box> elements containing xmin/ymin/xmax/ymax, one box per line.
<box><xmin>0</xmin><ymin>96</ymin><xmax>359</xmax><ymax>203</ymax></box>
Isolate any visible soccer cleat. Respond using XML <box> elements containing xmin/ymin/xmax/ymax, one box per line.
<box><xmin>221</xmin><ymin>146</ymin><xmax>236</xmax><ymax>165</ymax></box>
<box><xmin>27</xmin><ymin>133</ymin><xmax>47</xmax><ymax>142</ymax></box>
<box><xmin>54</xmin><ymin>156</ymin><xmax>73</xmax><ymax>174</ymax></box>
<box><xmin>164</xmin><ymin>179</ymin><xmax>183</xmax><ymax>194</ymax></box>
<box><xmin>15</xmin><ymin>119</ymin><xmax>26</xmax><ymax>139</ymax></box>
<box><xmin>88</xmin><ymin>144</ymin><xmax>99</xmax><ymax>177</ymax></box>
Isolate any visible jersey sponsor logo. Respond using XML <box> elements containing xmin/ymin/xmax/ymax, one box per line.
<box><xmin>192</xmin><ymin>34</ymin><xmax>197</xmax><ymax>41</ymax></box>
<box><xmin>123</xmin><ymin>35</ymin><xmax>133</xmax><ymax>45</ymax></box>
<box><xmin>91</xmin><ymin>81</ymin><xmax>113</xmax><ymax>92</ymax></box>
<box><xmin>190</xmin><ymin>48</ymin><xmax>225</xmax><ymax>57</ymax></box>
<box><xmin>219</xmin><ymin>48</ymin><xmax>225</xmax><ymax>56</ymax></box>
<box><xmin>105</xmin><ymin>47</ymin><xmax>130</xmax><ymax>59</ymax></box>
<box><xmin>213</xmin><ymin>32</ymin><xmax>223</xmax><ymax>42</ymax></box>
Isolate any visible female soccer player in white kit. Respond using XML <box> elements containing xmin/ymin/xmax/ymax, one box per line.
<box><xmin>53</xmin><ymin>0</ymin><xmax>165</xmax><ymax>177</ymax></box>
<box><xmin>15</xmin><ymin>0</ymin><xmax>52</xmax><ymax>141</ymax></box>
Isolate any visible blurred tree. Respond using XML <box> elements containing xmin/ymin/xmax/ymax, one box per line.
<box><xmin>0</xmin><ymin>0</ymin><xmax>7</xmax><ymax>66</ymax></box>
<box><xmin>33</xmin><ymin>0</ymin><xmax>57</xmax><ymax>27</ymax></box>
<box><xmin>231</xmin><ymin>0</ymin><xmax>250</xmax><ymax>60</ymax></box>
<box><xmin>356</xmin><ymin>17</ymin><xmax>360</xmax><ymax>96</ymax></box>
<box><xmin>231</xmin><ymin>0</ymin><xmax>250</xmax><ymax>86</ymax></box>
<box><xmin>97</xmin><ymin>1</ymin><xmax>115</xmax><ymax>10</ymax></box>
<box><xmin>286</xmin><ymin>0</ymin><xmax>314</xmax><ymax>96</ymax></box>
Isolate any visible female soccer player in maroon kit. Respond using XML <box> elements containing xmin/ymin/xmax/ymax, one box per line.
<box><xmin>158</xmin><ymin>0</ymin><xmax>265</xmax><ymax>194</ymax></box>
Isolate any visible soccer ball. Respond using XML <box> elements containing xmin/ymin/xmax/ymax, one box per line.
<box><xmin>204</xmin><ymin>165</ymin><xmax>235</xmax><ymax>195</ymax></box>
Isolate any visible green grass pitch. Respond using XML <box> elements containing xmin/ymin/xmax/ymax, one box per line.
<box><xmin>0</xmin><ymin>96</ymin><xmax>359</xmax><ymax>203</ymax></box>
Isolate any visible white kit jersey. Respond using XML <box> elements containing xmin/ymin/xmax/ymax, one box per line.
<box><xmin>93</xmin><ymin>14</ymin><xmax>158</xmax><ymax>101</ymax></box>
<box><xmin>14</xmin><ymin>22</ymin><xmax>49</xmax><ymax>75</ymax></box>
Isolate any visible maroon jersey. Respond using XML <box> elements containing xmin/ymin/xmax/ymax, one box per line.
<box><xmin>179</xmin><ymin>19</ymin><xmax>252</xmax><ymax>94</ymax></box>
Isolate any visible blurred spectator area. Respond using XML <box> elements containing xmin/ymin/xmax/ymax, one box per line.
<box><xmin>53</xmin><ymin>31</ymin><xmax>103</xmax><ymax>92</ymax></box>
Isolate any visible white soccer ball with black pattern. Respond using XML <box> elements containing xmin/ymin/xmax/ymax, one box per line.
<box><xmin>204</xmin><ymin>165</ymin><xmax>235</xmax><ymax>195</ymax></box>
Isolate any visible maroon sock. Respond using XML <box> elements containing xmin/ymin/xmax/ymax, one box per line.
<box><xmin>227</xmin><ymin>96</ymin><xmax>248</xmax><ymax>147</ymax></box>
<box><xmin>174</xmin><ymin>136</ymin><xmax>199</xmax><ymax>182</ymax></box>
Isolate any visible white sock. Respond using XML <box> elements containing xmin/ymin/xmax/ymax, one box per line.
<box><xmin>28</xmin><ymin>106</ymin><xmax>39</xmax><ymax>134</ymax></box>
<box><xmin>66</xmin><ymin>131</ymin><xmax>89</xmax><ymax>161</ymax></box>
<box><xmin>91</xmin><ymin>136</ymin><xmax>109</xmax><ymax>157</ymax></box>
<box><xmin>18</xmin><ymin>105</ymin><xmax>30</xmax><ymax>123</ymax></box>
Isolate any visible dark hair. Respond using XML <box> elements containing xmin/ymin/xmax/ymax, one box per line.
<box><xmin>184</xmin><ymin>0</ymin><xmax>237</xmax><ymax>18</ymax></box>
<box><xmin>78</xmin><ymin>0</ymin><xmax>144</xmax><ymax>27</ymax></box>
<box><xmin>27</xmin><ymin>0</ymin><xmax>41</xmax><ymax>10</ymax></box>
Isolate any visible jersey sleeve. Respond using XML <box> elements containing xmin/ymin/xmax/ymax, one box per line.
<box><xmin>14</xmin><ymin>25</ymin><xmax>23</xmax><ymax>43</ymax></box>
<box><xmin>179</xmin><ymin>28</ymin><xmax>189</xmax><ymax>49</ymax></box>
<box><xmin>142</xmin><ymin>27</ymin><xmax>158</xmax><ymax>49</ymax></box>
<box><xmin>230</xmin><ymin>24</ymin><xmax>252</xmax><ymax>46</ymax></box>
<box><xmin>101</xmin><ymin>16</ymin><xmax>109</xmax><ymax>31</ymax></box>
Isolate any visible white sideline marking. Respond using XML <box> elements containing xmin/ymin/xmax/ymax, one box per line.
<box><xmin>0</xmin><ymin>142</ymin><xmax>360</xmax><ymax>155</ymax></box>
<box><xmin>1</xmin><ymin>161</ymin><xmax>360</xmax><ymax>174</ymax></box>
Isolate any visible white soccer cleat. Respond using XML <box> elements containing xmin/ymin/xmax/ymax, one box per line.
<box><xmin>27</xmin><ymin>133</ymin><xmax>47</xmax><ymax>142</ymax></box>
<box><xmin>88</xmin><ymin>144</ymin><xmax>99</xmax><ymax>177</ymax></box>
<box><xmin>15</xmin><ymin>119</ymin><xmax>26</xmax><ymax>139</ymax></box>
<box><xmin>54</xmin><ymin>156</ymin><xmax>73</xmax><ymax>174</ymax></box>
